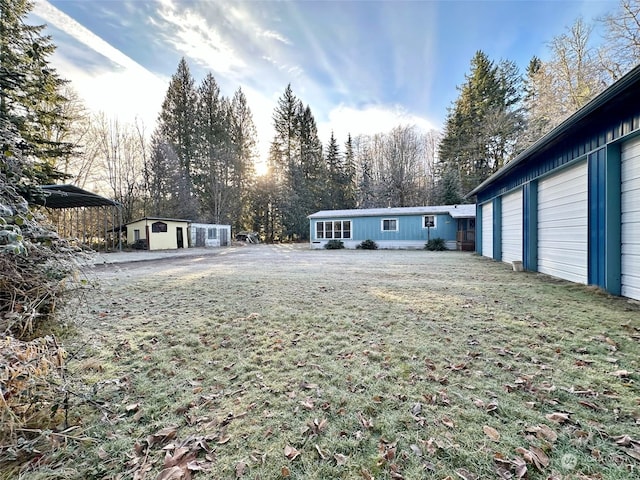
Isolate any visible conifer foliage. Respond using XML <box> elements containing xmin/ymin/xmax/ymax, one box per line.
<box><xmin>438</xmin><ymin>51</ymin><xmax>524</xmax><ymax>198</ymax></box>
<box><xmin>148</xmin><ymin>59</ymin><xmax>257</xmax><ymax>232</ymax></box>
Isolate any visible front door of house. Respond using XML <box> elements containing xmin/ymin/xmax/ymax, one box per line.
<box><xmin>176</xmin><ymin>227</ymin><xmax>184</xmax><ymax>248</ymax></box>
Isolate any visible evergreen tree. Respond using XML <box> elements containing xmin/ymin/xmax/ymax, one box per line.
<box><xmin>438</xmin><ymin>51</ymin><xmax>524</xmax><ymax>196</ymax></box>
<box><xmin>194</xmin><ymin>72</ymin><xmax>230</xmax><ymax>224</ymax></box>
<box><xmin>325</xmin><ymin>132</ymin><xmax>341</xmax><ymax>209</ymax></box>
<box><xmin>156</xmin><ymin>58</ymin><xmax>198</xmax><ymax>218</ymax></box>
<box><xmin>0</xmin><ymin>0</ymin><xmax>72</xmax><ymax>194</ymax></box>
<box><xmin>228</xmin><ymin>87</ymin><xmax>258</xmax><ymax>232</ymax></box>
<box><xmin>342</xmin><ymin>134</ymin><xmax>357</xmax><ymax>209</ymax></box>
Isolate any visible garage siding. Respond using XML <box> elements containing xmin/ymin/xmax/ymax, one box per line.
<box><xmin>482</xmin><ymin>202</ymin><xmax>493</xmax><ymax>258</ymax></box>
<box><xmin>621</xmin><ymin>136</ymin><xmax>640</xmax><ymax>300</ymax></box>
<box><xmin>501</xmin><ymin>189</ymin><xmax>523</xmax><ymax>264</ymax></box>
<box><xmin>537</xmin><ymin>161</ymin><xmax>588</xmax><ymax>283</ymax></box>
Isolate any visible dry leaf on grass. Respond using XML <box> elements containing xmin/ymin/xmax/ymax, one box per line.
<box><xmin>545</xmin><ymin>412</ymin><xmax>570</xmax><ymax>423</ymax></box>
<box><xmin>525</xmin><ymin>424</ymin><xmax>557</xmax><ymax>443</ymax></box>
<box><xmin>442</xmin><ymin>417</ymin><xmax>455</xmax><ymax>428</ymax></box>
<box><xmin>610</xmin><ymin>369</ymin><xmax>632</xmax><ymax>378</ymax></box>
<box><xmin>334</xmin><ymin>453</ymin><xmax>348</xmax><ymax>465</ymax></box>
<box><xmin>483</xmin><ymin>425</ymin><xmax>500</xmax><ymax>441</ymax></box>
<box><xmin>515</xmin><ymin>445</ymin><xmax>549</xmax><ymax>471</ymax></box>
<box><xmin>155</xmin><ymin>466</ymin><xmax>185</xmax><ymax>480</ymax></box>
<box><xmin>284</xmin><ymin>445</ymin><xmax>301</xmax><ymax>460</ymax></box>
<box><xmin>235</xmin><ymin>461</ymin><xmax>246</xmax><ymax>477</ymax></box>
<box><xmin>147</xmin><ymin>425</ymin><xmax>178</xmax><ymax>447</ymax></box>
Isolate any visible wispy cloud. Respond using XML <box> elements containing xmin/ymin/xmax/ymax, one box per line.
<box><xmin>153</xmin><ymin>0</ymin><xmax>246</xmax><ymax>74</ymax></box>
<box><xmin>260</xmin><ymin>29</ymin><xmax>292</xmax><ymax>46</ymax></box>
<box><xmin>32</xmin><ymin>1</ymin><xmax>168</xmax><ymax>127</ymax></box>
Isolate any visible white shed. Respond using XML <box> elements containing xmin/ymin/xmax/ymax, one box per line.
<box><xmin>189</xmin><ymin>223</ymin><xmax>231</xmax><ymax>247</ymax></box>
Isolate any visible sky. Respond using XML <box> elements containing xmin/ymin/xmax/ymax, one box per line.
<box><xmin>30</xmin><ymin>0</ymin><xmax>619</xmax><ymax>166</ymax></box>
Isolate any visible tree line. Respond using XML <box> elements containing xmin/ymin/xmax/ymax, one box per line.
<box><xmin>438</xmin><ymin>4</ymin><xmax>640</xmax><ymax>201</ymax></box>
<box><xmin>2</xmin><ymin>0</ymin><xmax>640</xmax><ymax>244</ymax></box>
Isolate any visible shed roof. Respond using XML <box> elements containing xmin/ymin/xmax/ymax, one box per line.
<box><xmin>125</xmin><ymin>216</ymin><xmax>192</xmax><ymax>225</ymax></box>
<box><xmin>35</xmin><ymin>184</ymin><xmax>120</xmax><ymax>209</ymax></box>
<box><xmin>308</xmin><ymin>204</ymin><xmax>475</xmax><ymax>219</ymax></box>
<box><xmin>467</xmin><ymin>63</ymin><xmax>640</xmax><ymax>197</ymax></box>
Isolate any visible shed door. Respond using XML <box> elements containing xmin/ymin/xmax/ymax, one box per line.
<box><xmin>537</xmin><ymin>160</ymin><xmax>588</xmax><ymax>283</ymax></box>
<box><xmin>481</xmin><ymin>202</ymin><xmax>493</xmax><ymax>258</ymax></box>
<box><xmin>501</xmin><ymin>188</ymin><xmax>523</xmax><ymax>264</ymax></box>
<box><xmin>621</xmin><ymin>136</ymin><xmax>640</xmax><ymax>300</ymax></box>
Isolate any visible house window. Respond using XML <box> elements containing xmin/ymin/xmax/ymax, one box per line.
<box><xmin>134</xmin><ymin>229</ymin><xmax>140</xmax><ymax>241</ymax></box>
<box><xmin>423</xmin><ymin>215</ymin><xmax>436</xmax><ymax>228</ymax></box>
<box><xmin>208</xmin><ymin>228</ymin><xmax>217</xmax><ymax>239</ymax></box>
<box><xmin>382</xmin><ymin>218</ymin><xmax>398</xmax><ymax>231</ymax></box>
<box><xmin>151</xmin><ymin>221</ymin><xmax>167</xmax><ymax>233</ymax></box>
<box><xmin>315</xmin><ymin>220</ymin><xmax>351</xmax><ymax>239</ymax></box>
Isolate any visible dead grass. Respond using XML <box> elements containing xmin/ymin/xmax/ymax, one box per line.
<box><xmin>7</xmin><ymin>245</ymin><xmax>640</xmax><ymax>479</ymax></box>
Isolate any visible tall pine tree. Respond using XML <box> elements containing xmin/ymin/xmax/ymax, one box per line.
<box><xmin>438</xmin><ymin>50</ymin><xmax>524</xmax><ymax>197</ymax></box>
<box><xmin>228</xmin><ymin>87</ymin><xmax>258</xmax><ymax>233</ymax></box>
<box><xmin>155</xmin><ymin>58</ymin><xmax>198</xmax><ymax>218</ymax></box>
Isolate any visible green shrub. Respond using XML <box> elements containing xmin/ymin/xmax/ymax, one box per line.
<box><xmin>425</xmin><ymin>237</ymin><xmax>447</xmax><ymax>251</ymax></box>
<box><xmin>357</xmin><ymin>239</ymin><xmax>378</xmax><ymax>250</ymax></box>
<box><xmin>324</xmin><ymin>239</ymin><xmax>344</xmax><ymax>249</ymax></box>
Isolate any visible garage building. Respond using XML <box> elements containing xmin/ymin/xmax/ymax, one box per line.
<box><xmin>468</xmin><ymin>64</ymin><xmax>640</xmax><ymax>300</ymax></box>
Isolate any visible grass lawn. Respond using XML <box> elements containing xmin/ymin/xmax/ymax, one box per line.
<box><xmin>10</xmin><ymin>245</ymin><xmax>640</xmax><ymax>479</ymax></box>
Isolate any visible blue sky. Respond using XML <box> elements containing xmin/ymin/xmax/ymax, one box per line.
<box><xmin>31</xmin><ymin>0</ymin><xmax>618</xmax><ymax>163</ymax></box>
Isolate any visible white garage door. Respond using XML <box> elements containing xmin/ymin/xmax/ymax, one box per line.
<box><xmin>482</xmin><ymin>202</ymin><xmax>493</xmax><ymax>258</ymax></box>
<box><xmin>538</xmin><ymin>161</ymin><xmax>588</xmax><ymax>283</ymax></box>
<box><xmin>501</xmin><ymin>188</ymin><xmax>523</xmax><ymax>264</ymax></box>
<box><xmin>621</xmin><ymin>136</ymin><xmax>640</xmax><ymax>300</ymax></box>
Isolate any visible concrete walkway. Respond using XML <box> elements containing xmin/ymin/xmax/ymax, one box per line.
<box><xmin>84</xmin><ymin>246</ymin><xmax>231</xmax><ymax>265</ymax></box>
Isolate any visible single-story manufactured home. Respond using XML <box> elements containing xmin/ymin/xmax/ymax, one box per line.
<box><xmin>308</xmin><ymin>205</ymin><xmax>475</xmax><ymax>250</ymax></box>
<box><xmin>468</xmin><ymin>63</ymin><xmax>640</xmax><ymax>301</ymax></box>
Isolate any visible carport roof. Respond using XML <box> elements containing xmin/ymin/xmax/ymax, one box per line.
<box><xmin>35</xmin><ymin>184</ymin><xmax>120</xmax><ymax>209</ymax></box>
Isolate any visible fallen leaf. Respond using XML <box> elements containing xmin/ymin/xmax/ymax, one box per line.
<box><xmin>235</xmin><ymin>461</ymin><xmax>246</xmax><ymax>477</ymax></box>
<box><xmin>284</xmin><ymin>445</ymin><xmax>301</xmax><ymax>461</ymax></box>
<box><xmin>442</xmin><ymin>417</ymin><xmax>455</xmax><ymax>428</ymax></box>
<box><xmin>155</xmin><ymin>466</ymin><xmax>184</xmax><ymax>480</ymax></box>
<box><xmin>409</xmin><ymin>444</ymin><xmax>422</xmax><ymax>457</ymax></box>
<box><xmin>610</xmin><ymin>369</ymin><xmax>632</xmax><ymax>378</ymax></box>
<box><xmin>529</xmin><ymin>445</ymin><xmax>549</xmax><ymax>469</ymax></box>
<box><xmin>578</xmin><ymin>400</ymin><xmax>601</xmax><ymax>411</ymax></box>
<box><xmin>513</xmin><ymin>457</ymin><xmax>527</xmax><ymax>478</ymax></box>
<box><xmin>300</xmin><ymin>398</ymin><xmax>314</xmax><ymax>409</ymax></box>
<box><xmin>483</xmin><ymin>425</ymin><xmax>500</xmax><ymax>441</ymax></box>
<box><xmin>334</xmin><ymin>453</ymin><xmax>348</xmax><ymax>466</ymax></box>
<box><xmin>147</xmin><ymin>425</ymin><xmax>178</xmax><ymax>447</ymax></box>
<box><xmin>624</xmin><ymin>448</ymin><xmax>640</xmax><ymax>461</ymax></box>
<box><xmin>361</xmin><ymin>467</ymin><xmax>374</xmax><ymax>480</ymax></box>
<box><xmin>545</xmin><ymin>412</ymin><xmax>570</xmax><ymax>423</ymax></box>
<box><xmin>281</xmin><ymin>466</ymin><xmax>290</xmax><ymax>477</ymax></box>
<box><xmin>526</xmin><ymin>424</ymin><xmax>557</xmax><ymax>443</ymax></box>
